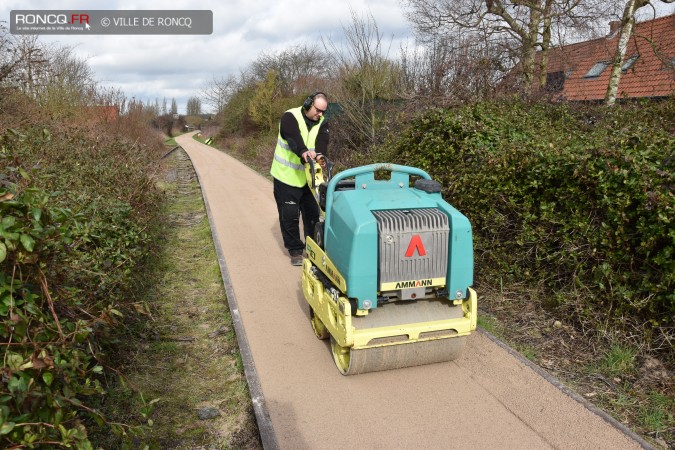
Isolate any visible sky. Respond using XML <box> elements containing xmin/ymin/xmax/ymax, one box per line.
<box><xmin>2</xmin><ymin>1</ymin><xmax>413</xmax><ymax>114</ymax></box>
<box><xmin>2</xmin><ymin>1</ymin><xmax>673</xmax><ymax>114</ymax></box>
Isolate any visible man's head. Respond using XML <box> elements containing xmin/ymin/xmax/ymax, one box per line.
<box><xmin>303</xmin><ymin>92</ymin><xmax>328</xmax><ymax>121</ymax></box>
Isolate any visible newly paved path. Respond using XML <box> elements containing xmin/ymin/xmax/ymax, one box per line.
<box><xmin>176</xmin><ymin>133</ymin><xmax>648</xmax><ymax>450</ymax></box>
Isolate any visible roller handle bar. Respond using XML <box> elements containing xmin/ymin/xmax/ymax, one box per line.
<box><xmin>324</xmin><ymin>163</ymin><xmax>433</xmax><ymax>231</ymax></box>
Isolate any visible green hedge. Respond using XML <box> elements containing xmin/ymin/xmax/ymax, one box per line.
<box><xmin>386</xmin><ymin>99</ymin><xmax>674</xmax><ymax>340</ymax></box>
<box><xmin>1</xmin><ymin>123</ymin><xmax>163</xmax><ymax>447</ymax></box>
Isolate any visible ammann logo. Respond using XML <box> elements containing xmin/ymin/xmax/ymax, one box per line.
<box><xmin>395</xmin><ymin>279</ymin><xmax>433</xmax><ymax>289</ymax></box>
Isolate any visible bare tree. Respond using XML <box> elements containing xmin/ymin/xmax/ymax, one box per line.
<box><xmin>0</xmin><ymin>32</ymin><xmax>49</xmax><ymax>95</ymax></box>
<box><xmin>247</xmin><ymin>44</ymin><xmax>330</xmax><ymax>95</ymax></box>
<box><xmin>400</xmin><ymin>26</ymin><xmax>516</xmax><ymax>102</ymax></box>
<box><xmin>201</xmin><ymin>74</ymin><xmax>238</xmax><ymax>115</ymax></box>
<box><xmin>0</xmin><ymin>23</ymin><xmax>23</xmax><ymax>83</ymax></box>
<box><xmin>37</xmin><ymin>44</ymin><xmax>98</xmax><ymax>114</ymax></box>
<box><xmin>402</xmin><ymin>0</ymin><xmax>614</xmax><ymax>93</ymax></box>
<box><xmin>322</xmin><ymin>9</ymin><xmax>404</xmax><ymax>149</ymax></box>
<box><xmin>152</xmin><ymin>98</ymin><xmax>160</xmax><ymax>116</ymax></box>
<box><xmin>94</xmin><ymin>85</ymin><xmax>125</xmax><ymax>110</ymax></box>
<box><xmin>186</xmin><ymin>96</ymin><xmax>202</xmax><ymax>116</ymax></box>
<box><xmin>0</xmin><ymin>32</ymin><xmax>102</xmax><ymax>117</ymax></box>
<box><xmin>605</xmin><ymin>0</ymin><xmax>674</xmax><ymax>105</ymax></box>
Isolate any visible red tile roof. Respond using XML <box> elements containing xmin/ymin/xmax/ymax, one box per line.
<box><xmin>541</xmin><ymin>14</ymin><xmax>675</xmax><ymax>101</ymax></box>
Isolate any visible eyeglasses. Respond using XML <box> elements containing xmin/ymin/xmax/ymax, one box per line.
<box><xmin>314</xmin><ymin>105</ymin><xmax>327</xmax><ymax>114</ymax></box>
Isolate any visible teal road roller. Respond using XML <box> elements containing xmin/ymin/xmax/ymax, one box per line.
<box><xmin>302</xmin><ymin>161</ymin><xmax>477</xmax><ymax>375</ymax></box>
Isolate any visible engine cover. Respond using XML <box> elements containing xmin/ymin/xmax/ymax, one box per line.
<box><xmin>373</xmin><ymin>209</ymin><xmax>449</xmax><ymax>298</ymax></box>
<box><xmin>323</xmin><ymin>164</ymin><xmax>473</xmax><ymax>309</ymax></box>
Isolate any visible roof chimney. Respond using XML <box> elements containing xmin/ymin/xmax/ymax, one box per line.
<box><xmin>607</xmin><ymin>20</ymin><xmax>621</xmax><ymax>37</ymax></box>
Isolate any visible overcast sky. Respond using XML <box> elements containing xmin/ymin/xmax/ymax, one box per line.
<box><xmin>2</xmin><ymin>1</ymin><xmax>673</xmax><ymax>114</ymax></box>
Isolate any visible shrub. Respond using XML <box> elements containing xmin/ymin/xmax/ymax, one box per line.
<box><xmin>0</xmin><ymin>175</ymin><xmax>101</xmax><ymax>448</ymax></box>
<box><xmin>384</xmin><ymin>99</ymin><xmax>674</xmax><ymax>348</ymax></box>
<box><xmin>1</xmin><ymin>101</ymin><xmax>165</xmax><ymax>446</ymax></box>
<box><xmin>220</xmin><ymin>86</ymin><xmax>257</xmax><ymax>136</ymax></box>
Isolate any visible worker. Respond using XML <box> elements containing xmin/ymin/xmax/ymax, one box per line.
<box><xmin>270</xmin><ymin>91</ymin><xmax>330</xmax><ymax>266</ymax></box>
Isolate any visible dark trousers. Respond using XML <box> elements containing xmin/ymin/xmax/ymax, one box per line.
<box><xmin>273</xmin><ymin>178</ymin><xmax>320</xmax><ymax>256</ymax></box>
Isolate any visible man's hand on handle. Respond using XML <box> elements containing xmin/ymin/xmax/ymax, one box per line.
<box><xmin>302</xmin><ymin>151</ymin><xmax>327</xmax><ymax>170</ymax></box>
<box><xmin>302</xmin><ymin>150</ymin><xmax>316</xmax><ymax>162</ymax></box>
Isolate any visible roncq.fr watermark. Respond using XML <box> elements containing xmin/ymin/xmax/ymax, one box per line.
<box><xmin>10</xmin><ymin>10</ymin><xmax>212</xmax><ymax>35</ymax></box>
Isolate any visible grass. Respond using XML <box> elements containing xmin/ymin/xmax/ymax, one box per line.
<box><xmin>164</xmin><ymin>136</ymin><xmax>177</xmax><ymax>147</ymax></box>
<box><xmin>518</xmin><ymin>346</ymin><xmax>538</xmax><ymax>362</ymax></box>
<box><xmin>597</xmin><ymin>344</ymin><xmax>638</xmax><ymax>378</ymax></box>
<box><xmin>478</xmin><ymin>313</ymin><xmax>538</xmax><ymax>361</ymax></box>
<box><xmin>639</xmin><ymin>393</ymin><xmax>673</xmax><ymax>433</ymax></box>
<box><xmin>477</xmin><ymin>313</ymin><xmax>500</xmax><ymax>334</ymax></box>
<box><xmin>92</xmin><ymin>147</ymin><xmax>261</xmax><ymax>449</ymax></box>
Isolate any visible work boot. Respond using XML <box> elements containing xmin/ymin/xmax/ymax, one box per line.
<box><xmin>290</xmin><ymin>254</ymin><xmax>303</xmax><ymax>266</ymax></box>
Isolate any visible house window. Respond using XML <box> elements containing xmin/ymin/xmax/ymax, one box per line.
<box><xmin>621</xmin><ymin>55</ymin><xmax>638</xmax><ymax>72</ymax></box>
<box><xmin>584</xmin><ymin>61</ymin><xmax>610</xmax><ymax>78</ymax></box>
<box><xmin>545</xmin><ymin>71</ymin><xmax>565</xmax><ymax>92</ymax></box>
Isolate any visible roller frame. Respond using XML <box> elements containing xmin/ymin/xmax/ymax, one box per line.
<box><xmin>302</xmin><ymin>238</ymin><xmax>477</xmax><ymax>353</ymax></box>
<box><xmin>301</xmin><ymin>161</ymin><xmax>477</xmax><ymax>374</ymax></box>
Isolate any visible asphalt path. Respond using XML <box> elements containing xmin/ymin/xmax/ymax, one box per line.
<box><xmin>175</xmin><ymin>133</ymin><xmax>649</xmax><ymax>450</ymax></box>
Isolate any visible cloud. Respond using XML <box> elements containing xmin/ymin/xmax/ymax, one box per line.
<box><xmin>2</xmin><ymin>0</ymin><xmax>412</xmax><ymax>113</ymax></box>
<box><xmin>3</xmin><ymin>0</ymin><xmax>671</xmax><ymax>113</ymax></box>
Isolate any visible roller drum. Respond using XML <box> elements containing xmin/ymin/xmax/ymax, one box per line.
<box><xmin>334</xmin><ymin>336</ymin><xmax>467</xmax><ymax>376</ymax></box>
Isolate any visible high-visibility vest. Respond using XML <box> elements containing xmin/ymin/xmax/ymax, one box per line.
<box><xmin>270</xmin><ymin>107</ymin><xmax>323</xmax><ymax>187</ymax></box>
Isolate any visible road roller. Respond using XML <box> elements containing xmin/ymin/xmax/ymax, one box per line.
<box><xmin>302</xmin><ymin>160</ymin><xmax>477</xmax><ymax>375</ymax></box>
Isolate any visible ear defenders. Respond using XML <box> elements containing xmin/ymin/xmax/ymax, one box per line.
<box><xmin>302</xmin><ymin>91</ymin><xmax>327</xmax><ymax>111</ymax></box>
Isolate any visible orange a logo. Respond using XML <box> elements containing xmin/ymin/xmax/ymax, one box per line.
<box><xmin>405</xmin><ymin>235</ymin><xmax>426</xmax><ymax>257</ymax></box>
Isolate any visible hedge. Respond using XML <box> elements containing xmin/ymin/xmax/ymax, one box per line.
<box><xmin>1</xmin><ymin>120</ymin><xmax>164</xmax><ymax>447</ymax></box>
<box><xmin>385</xmin><ymin>99</ymin><xmax>674</xmax><ymax>344</ymax></box>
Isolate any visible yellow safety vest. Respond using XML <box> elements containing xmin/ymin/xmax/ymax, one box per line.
<box><xmin>270</xmin><ymin>107</ymin><xmax>323</xmax><ymax>187</ymax></box>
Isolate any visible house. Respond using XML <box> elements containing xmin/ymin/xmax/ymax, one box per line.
<box><xmin>541</xmin><ymin>14</ymin><xmax>674</xmax><ymax>101</ymax></box>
